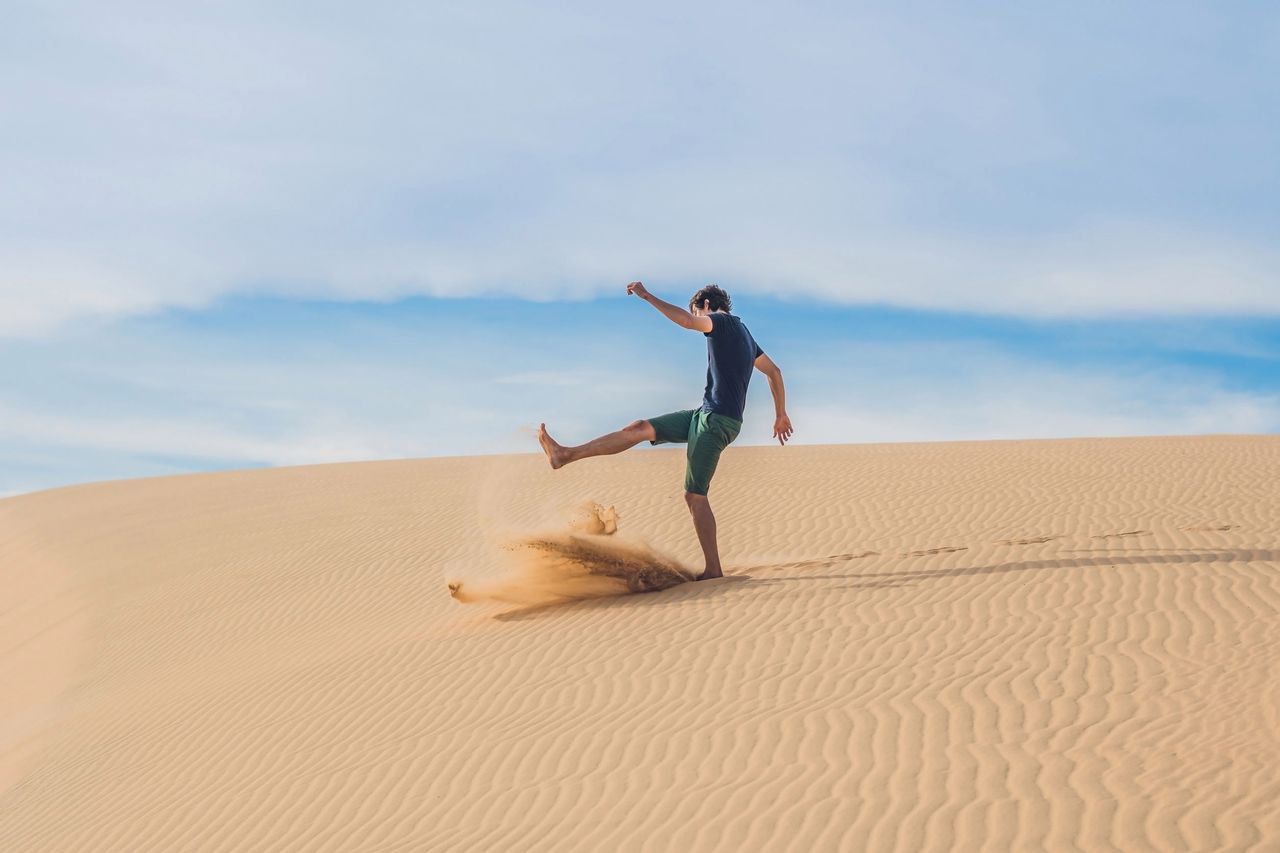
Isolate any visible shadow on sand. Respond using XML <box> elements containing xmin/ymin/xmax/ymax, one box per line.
<box><xmin>774</xmin><ymin>548</ymin><xmax>1279</xmax><ymax>585</ymax></box>
<box><xmin>490</xmin><ymin>548</ymin><xmax>1278</xmax><ymax>621</ymax></box>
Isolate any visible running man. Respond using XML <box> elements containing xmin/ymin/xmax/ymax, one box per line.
<box><xmin>538</xmin><ymin>282</ymin><xmax>792</xmax><ymax>580</ymax></box>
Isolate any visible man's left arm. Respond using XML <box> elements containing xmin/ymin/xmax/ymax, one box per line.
<box><xmin>626</xmin><ymin>282</ymin><xmax>713</xmax><ymax>333</ymax></box>
<box><xmin>754</xmin><ymin>353</ymin><xmax>793</xmax><ymax>445</ymax></box>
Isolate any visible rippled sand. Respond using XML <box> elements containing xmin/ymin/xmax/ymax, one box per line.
<box><xmin>3</xmin><ymin>436</ymin><xmax>1278</xmax><ymax>851</ymax></box>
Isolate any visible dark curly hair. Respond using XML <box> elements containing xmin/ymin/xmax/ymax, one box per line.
<box><xmin>689</xmin><ymin>284</ymin><xmax>732</xmax><ymax>313</ymax></box>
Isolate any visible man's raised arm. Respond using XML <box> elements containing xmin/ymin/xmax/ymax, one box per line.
<box><xmin>626</xmin><ymin>282</ymin><xmax>713</xmax><ymax>333</ymax></box>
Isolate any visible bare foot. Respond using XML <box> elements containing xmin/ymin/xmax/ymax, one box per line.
<box><xmin>697</xmin><ymin>568</ymin><xmax>724</xmax><ymax>581</ymax></box>
<box><xmin>537</xmin><ymin>423</ymin><xmax>568</xmax><ymax>470</ymax></box>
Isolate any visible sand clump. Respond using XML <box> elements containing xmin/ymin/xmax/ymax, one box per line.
<box><xmin>566</xmin><ymin>500</ymin><xmax>620</xmax><ymax>535</ymax></box>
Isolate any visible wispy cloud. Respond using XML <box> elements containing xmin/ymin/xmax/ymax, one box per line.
<box><xmin>787</xmin><ymin>355</ymin><xmax>1280</xmax><ymax>446</ymax></box>
<box><xmin>3</xmin><ymin>296</ymin><xmax>1275</xmax><ymax>496</ymax></box>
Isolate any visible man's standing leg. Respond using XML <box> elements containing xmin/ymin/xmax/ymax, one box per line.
<box><xmin>538</xmin><ymin>420</ymin><xmax>656</xmax><ymax>469</ymax></box>
<box><xmin>685</xmin><ymin>493</ymin><xmax>722</xmax><ymax>579</ymax></box>
<box><xmin>683</xmin><ymin>412</ymin><xmax>741</xmax><ymax>580</ymax></box>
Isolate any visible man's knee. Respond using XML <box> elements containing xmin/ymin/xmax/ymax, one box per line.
<box><xmin>625</xmin><ymin>419</ymin><xmax>656</xmax><ymax>442</ymax></box>
<box><xmin>684</xmin><ymin>491</ymin><xmax>709</xmax><ymax>510</ymax></box>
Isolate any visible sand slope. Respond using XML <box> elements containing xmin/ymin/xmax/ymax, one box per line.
<box><xmin>2</xmin><ymin>436</ymin><xmax>1278</xmax><ymax>851</ymax></box>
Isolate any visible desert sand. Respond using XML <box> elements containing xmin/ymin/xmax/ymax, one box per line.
<box><xmin>2</xmin><ymin>435</ymin><xmax>1278</xmax><ymax>851</ymax></box>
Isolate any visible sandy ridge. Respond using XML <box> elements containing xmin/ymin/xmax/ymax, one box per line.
<box><xmin>1</xmin><ymin>436</ymin><xmax>1278</xmax><ymax>851</ymax></box>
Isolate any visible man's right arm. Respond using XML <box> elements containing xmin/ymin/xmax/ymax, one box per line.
<box><xmin>626</xmin><ymin>282</ymin><xmax>714</xmax><ymax>333</ymax></box>
<box><xmin>754</xmin><ymin>353</ymin><xmax>793</xmax><ymax>445</ymax></box>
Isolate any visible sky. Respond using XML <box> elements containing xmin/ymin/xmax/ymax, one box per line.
<box><xmin>2</xmin><ymin>1</ymin><xmax>1278</xmax><ymax>497</ymax></box>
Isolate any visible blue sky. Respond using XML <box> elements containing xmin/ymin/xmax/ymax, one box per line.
<box><xmin>2</xmin><ymin>2</ymin><xmax>1278</xmax><ymax>496</ymax></box>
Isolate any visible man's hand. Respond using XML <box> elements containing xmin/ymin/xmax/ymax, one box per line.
<box><xmin>626</xmin><ymin>281</ymin><xmax>649</xmax><ymax>299</ymax></box>
<box><xmin>773</xmin><ymin>413</ymin><xmax>794</xmax><ymax>446</ymax></box>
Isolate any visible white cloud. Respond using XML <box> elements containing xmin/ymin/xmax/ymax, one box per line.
<box><xmin>2</xmin><ymin>2</ymin><xmax>1277</xmax><ymax>337</ymax></box>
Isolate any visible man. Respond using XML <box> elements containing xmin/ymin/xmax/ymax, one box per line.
<box><xmin>538</xmin><ymin>282</ymin><xmax>792</xmax><ymax>580</ymax></box>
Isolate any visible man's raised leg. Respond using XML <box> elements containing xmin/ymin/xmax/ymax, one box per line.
<box><xmin>538</xmin><ymin>420</ymin><xmax>656</xmax><ymax>470</ymax></box>
<box><xmin>685</xmin><ymin>492</ymin><xmax>722</xmax><ymax>579</ymax></box>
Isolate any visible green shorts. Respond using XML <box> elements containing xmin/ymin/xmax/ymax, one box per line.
<box><xmin>647</xmin><ymin>408</ymin><xmax>743</xmax><ymax>496</ymax></box>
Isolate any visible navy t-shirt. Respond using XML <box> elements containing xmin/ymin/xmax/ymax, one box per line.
<box><xmin>701</xmin><ymin>312</ymin><xmax>763</xmax><ymax>422</ymax></box>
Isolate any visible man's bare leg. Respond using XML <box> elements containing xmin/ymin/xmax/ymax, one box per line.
<box><xmin>685</xmin><ymin>492</ymin><xmax>722</xmax><ymax>579</ymax></box>
<box><xmin>538</xmin><ymin>420</ymin><xmax>656</xmax><ymax>470</ymax></box>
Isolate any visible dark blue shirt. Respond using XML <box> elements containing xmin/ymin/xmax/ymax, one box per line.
<box><xmin>701</xmin><ymin>312</ymin><xmax>763</xmax><ymax>422</ymax></box>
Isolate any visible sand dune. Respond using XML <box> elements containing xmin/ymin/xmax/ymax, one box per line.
<box><xmin>2</xmin><ymin>436</ymin><xmax>1278</xmax><ymax>851</ymax></box>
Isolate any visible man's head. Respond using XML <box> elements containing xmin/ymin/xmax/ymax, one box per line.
<box><xmin>689</xmin><ymin>284</ymin><xmax>732</xmax><ymax>316</ymax></box>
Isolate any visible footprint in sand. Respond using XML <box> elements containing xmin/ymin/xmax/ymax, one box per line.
<box><xmin>901</xmin><ymin>546</ymin><xmax>968</xmax><ymax>557</ymax></box>
<box><xmin>763</xmin><ymin>551</ymin><xmax>880</xmax><ymax>572</ymax></box>
<box><xmin>994</xmin><ymin>535</ymin><xmax>1062</xmax><ymax>546</ymax></box>
<box><xmin>1180</xmin><ymin>523</ymin><xmax>1240</xmax><ymax>532</ymax></box>
<box><xmin>1092</xmin><ymin>530</ymin><xmax>1151</xmax><ymax>539</ymax></box>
